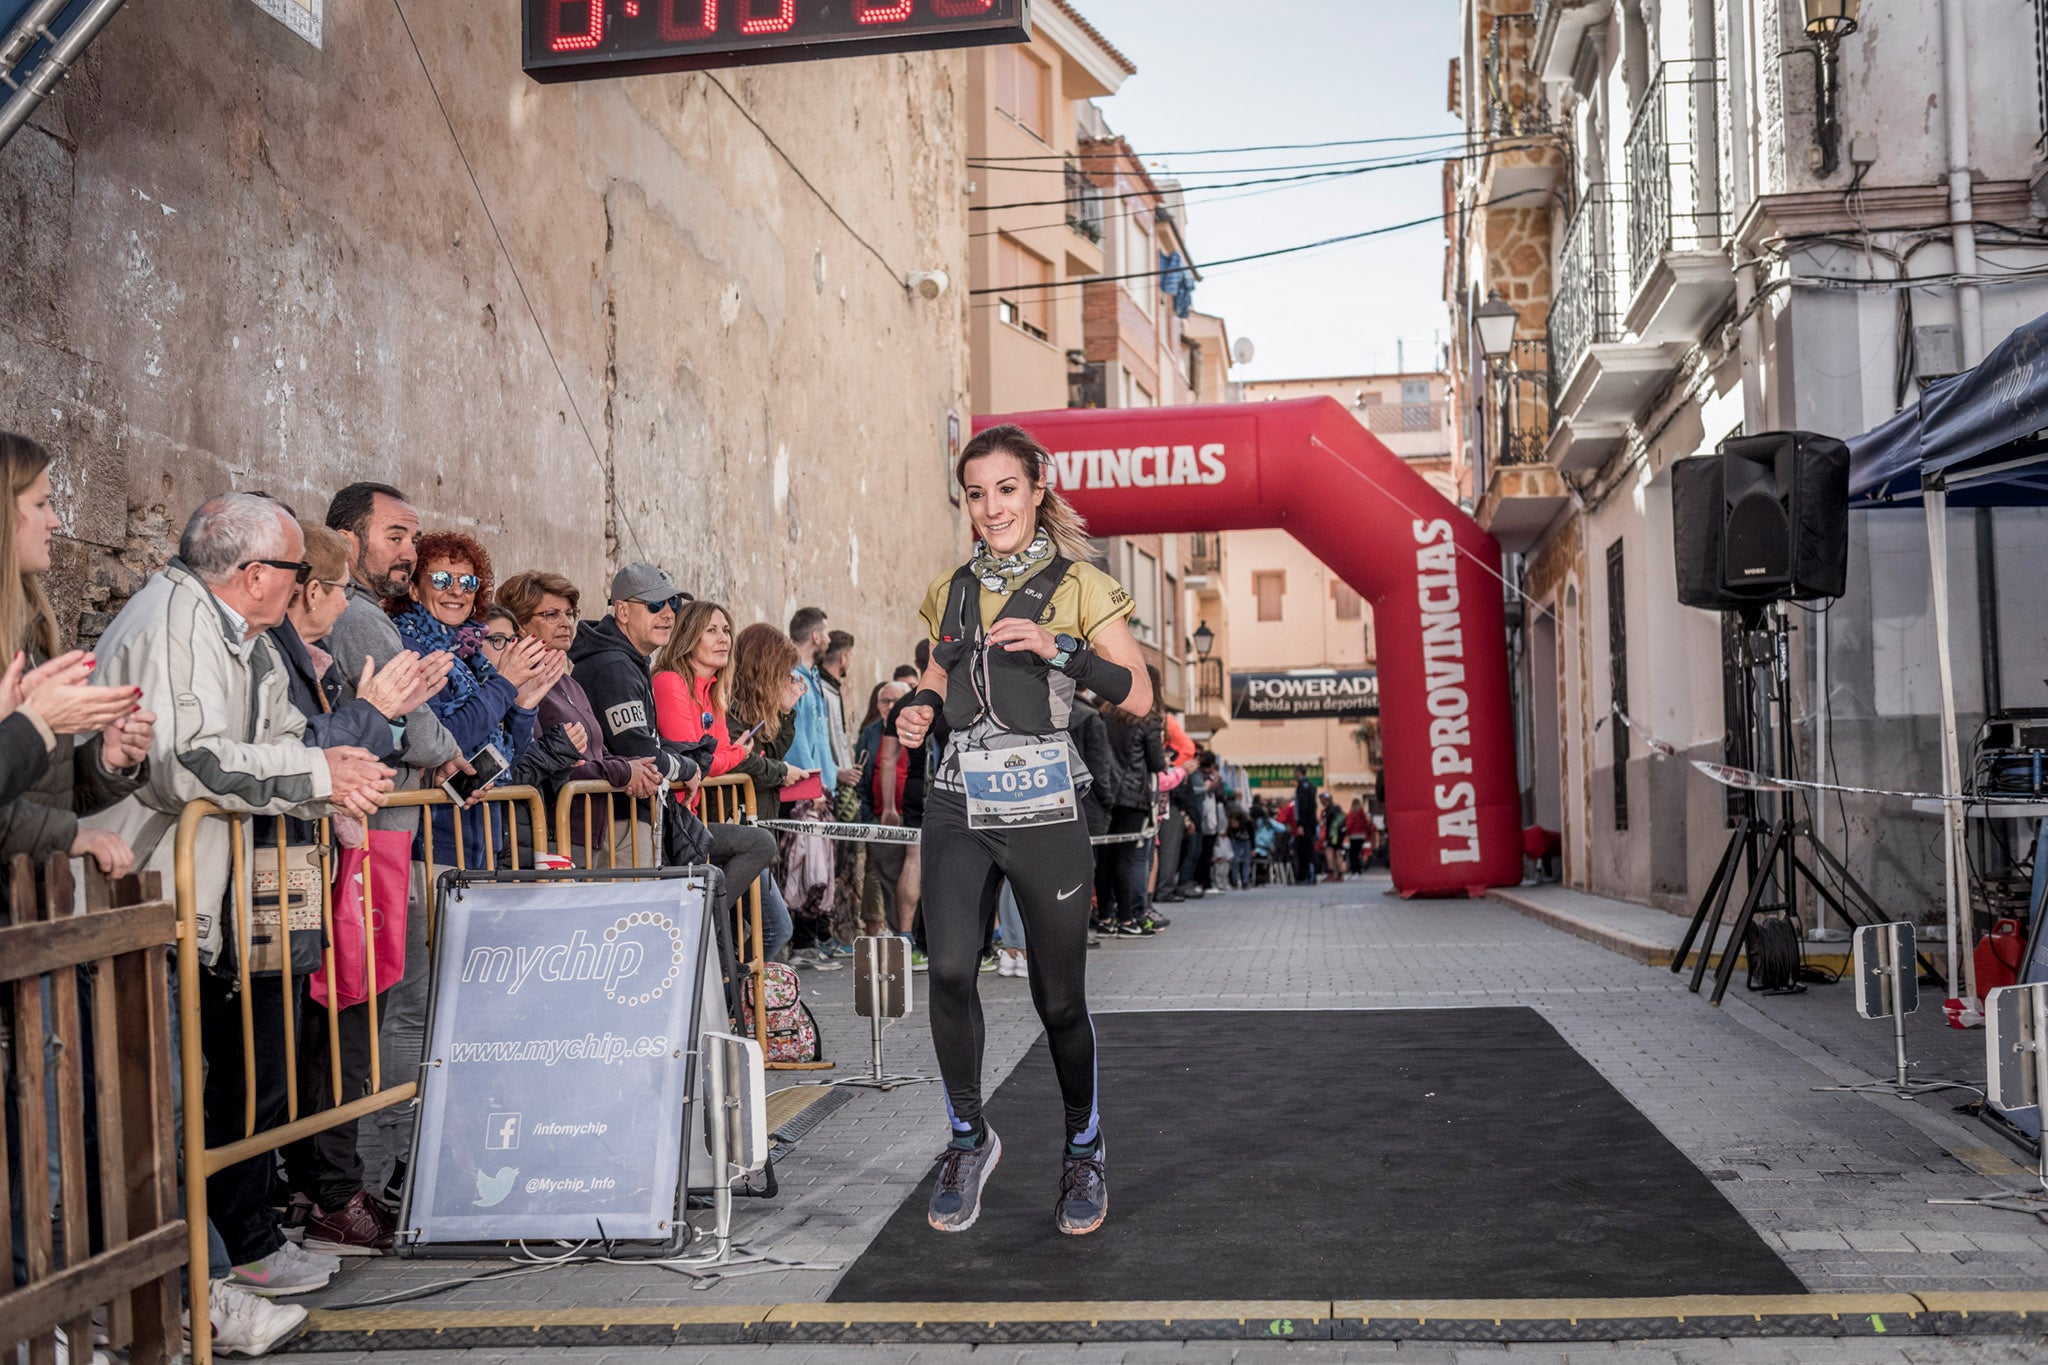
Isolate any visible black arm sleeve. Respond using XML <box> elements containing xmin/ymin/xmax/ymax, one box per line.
<box><xmin>1064</xmin><ymin>648</ymin><xmax>1132</xmax><ymax>705</ymax></box>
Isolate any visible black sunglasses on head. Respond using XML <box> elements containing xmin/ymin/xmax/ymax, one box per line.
<box><xmin>242</xmin><ymin>558</ymin><xmax>313</xmax><ymax>585</ymax></box>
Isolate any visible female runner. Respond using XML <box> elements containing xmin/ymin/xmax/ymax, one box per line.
<box><xmin>894</xmin><ymin>423</ymin><xmax>1152</xmax><ymax>1235</ymax></box>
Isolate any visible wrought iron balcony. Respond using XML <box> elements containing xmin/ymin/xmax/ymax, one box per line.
<box><xmin>1186</xmin><ymin>532</ymin><xmax>1222</xmax><ymax>577</ymax></box>
<box><xmin>1546</xmin><ymin>186</ymin><xmax>1625</xmax><ymax>391</ymax></box>
<box><xmin>1067</xmin><ymin>358</ymin><xmax>1106</xmax><ymax>410</ymax></box>
<box><xmin>1194</xmin><ymin>657</ymin><xmax>1226</xmax><ymax>716</ymax></box>
<box><xmin>1484</xmin><ymin>12</ymin><xmax>1549</xmax><ymax>137</ymax></box>
<box><xmin>1624</xmin><ymin>59</ymin><xmax>1722</xmax><ymax>298</ymax></box>
<box><xmin>1064</xmin><ymin>160</ymin><xmax>1103</xmax><ymax>244</ymax></box>
<box><xmin>1364</xmin><ymin>402</ymin><xmax>1442</xmax><ymax>436</ymax></box>
<box><xmin>1498</xmin><ymin>338</ymin><xmax>1551</xmax><ymax>468</ymax></box>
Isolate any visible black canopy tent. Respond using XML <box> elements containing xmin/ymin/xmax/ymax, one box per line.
<box><xmin>1846</xmin><ymin>309</ymin><xmax>2048</xmax><ymax>999</ymax></box>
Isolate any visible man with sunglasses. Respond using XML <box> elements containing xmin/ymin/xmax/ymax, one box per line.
<box><xmin>571</xmin><ymin>564</ymin><xmax>775</xmax><ymax>927</ymax></box>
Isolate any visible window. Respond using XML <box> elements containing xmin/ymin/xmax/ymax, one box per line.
<box><xmin>1130</xmin><ymin>547</ymin><xmax>1160</xmax><ymax>642</ymax></box>
<box><xmin>1606</xmin><ymin>538</ymin><xmax>1629</xmax><ymax>831</ymax></box>
<box><xmin>994</xmin><ymin>234</ymin><xmax>1051</xmax><ymax>341</ymax></box>
<box><xmin>1186</xmin><ymin>342</ymin><xmax>1201</xmax><ymax>396</ymax></box>
<box><xmin>992</xmin><ymin>46</ymin><xmax>1048</xmax><ymax>140</ymax></box>
<box><xmin>1120</xmin><ymin>207</ymin><xmax>1156</xmax><ymax>312</ymax></box>
<box><xmin>1332</xmin><ymin>581</ymin><xmax>1362</xmax><ymax>621</ymax></box>
<box><xmin>1254</xmin><ymin>570</ymin><xmax>1285</xmax><ymax>622</ymax></box>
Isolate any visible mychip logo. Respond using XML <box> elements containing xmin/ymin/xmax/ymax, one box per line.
<box><xmin>460</xmin><ymin>916</ymin><xmax>687</xmax><ymax>1007</ymax></box>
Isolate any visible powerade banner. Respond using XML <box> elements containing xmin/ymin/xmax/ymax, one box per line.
<box><xmin>1230</xmin><ymin>668</ymin><xmax>1380</xmax><ymax>721</ymax></box>
<box><xmin>406</xmin><ymin>878</ymin><xmax>710</xmax><ymax>1244</ymax></box>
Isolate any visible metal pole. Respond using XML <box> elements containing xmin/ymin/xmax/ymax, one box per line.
<box><xmin>1926</xmin><ymin>483</ymin><xmax>1973</xmax><ymax>1000</ymax></box>
<box><xmin>1891</xmin><ymin>936</ymin><xmax>1910</xmax><ymax>1088</ymax></box>
<box><xmin>0</xmin><ymin>0</ymin><xmax>128</xmax><ymax>152</ymax></box>
<box><xmin>0</xmin><ymin>0</ymin><xmax>72</xmax><ymax>75</ymax></box>
<box><xmin>2033</xmin><ymin>987</ymin><xmax>2048</xmax><ymax>1194</ymax></box>
<box><xmin>707</xmin><ymin>1040</ymin><xmax>733</xmax><ymax>1258</ymax></box>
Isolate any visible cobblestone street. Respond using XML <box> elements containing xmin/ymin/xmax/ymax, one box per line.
<box><xmin>289</xmin><ymin>873</ymin><xmax>2048</xmax><ymax>1361</ymax></box>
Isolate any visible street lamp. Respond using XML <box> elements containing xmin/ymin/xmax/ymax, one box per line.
<box><xmin>1193</xmin><ymin>620</ymin><xmax>1214</xmax><ymax>658</ymax></box>
<box><xmin>1474</xmin><ymin>289</ymin><xmax>1520</xmax><ymax>364</ymax></box>
<box><xmin>1801</xmin><ymin>0</ymin><xmax>1861</xmax><ymax>177</ymax></box>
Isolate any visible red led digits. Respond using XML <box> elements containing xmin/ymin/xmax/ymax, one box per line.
<box><xmin>546</xmin><ymin>0</ymin><xmax>604</xmax><ymax>51</ymax></box>
<box><xmin>738</xmin><ymin>0</ymin><xmax>794</xmax><ymax>33</ymax></box>
<box><xmin>855</xmin><ymin>0</ymin><xmax>913</xmax><ymax>21</ymax></box>
<box><xmin>658</xmin><ymin>0</ymin><xmax>716</xmax><ymax>39</ymax></box>
<box><xmin>933</xmin><ymin>0</ymin><xmax>995</xmax><ymax>13</ymax></box>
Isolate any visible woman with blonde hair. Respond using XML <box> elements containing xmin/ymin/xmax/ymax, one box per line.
<box><xmin>892</xmin><ymin>422</ymin><xmax>1152</xmax><ymax>1236</ymax></box>
<box><xmin>0</xmin><ymin>432</ymin><xmax>158</xmax><ymax>881</ymax></box>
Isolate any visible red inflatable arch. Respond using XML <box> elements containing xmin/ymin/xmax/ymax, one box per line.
<box><xmin>975</xmin><ymin>397</ymin><xmax>1521</xmax><ymax>897</ymax></box>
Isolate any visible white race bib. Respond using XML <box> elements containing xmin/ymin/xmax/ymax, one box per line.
<box><xmin>958</xmin><ymin>740</ymin><xmax>1079</xmax><ymax>830</ymax></box>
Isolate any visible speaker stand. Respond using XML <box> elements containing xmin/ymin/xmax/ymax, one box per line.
<box><xmin>1671</xmin><ymin>606</ymin><xmax>1945</xmax><ymax>1005</ymax></box>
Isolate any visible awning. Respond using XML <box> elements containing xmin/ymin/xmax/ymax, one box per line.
<box><xmin>1848</xmin><ymin>310</ymin><xmax>2048</xmax><ymax>506</ymax></box>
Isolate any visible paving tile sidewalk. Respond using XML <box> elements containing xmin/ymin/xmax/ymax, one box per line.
<box><xmin>294</xmin><ymin>874</ymin><xmax>2048</xmax><ymax>1358</ymax></box>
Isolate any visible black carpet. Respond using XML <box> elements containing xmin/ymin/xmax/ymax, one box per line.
<box><xmin>831</xmin><ymin>1008</ymin><xmax>1802</xmax><ymax>1302</ymax></box>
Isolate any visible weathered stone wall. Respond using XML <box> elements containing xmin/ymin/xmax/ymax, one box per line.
<box><xmin>0</xmin><ymin>1</ymin><xmax>972</xmax><ymax>681</ymax></box>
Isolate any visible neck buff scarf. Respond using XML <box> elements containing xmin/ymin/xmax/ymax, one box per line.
<box><xmin>969</xmin><ymin>527</ymin><xmax>1055</xmax><ymax>593</ymax></box>
<box><xmin>393</xmin><ymin>601</ymin><xmax>498</xmax><ymax>720</ymax></box>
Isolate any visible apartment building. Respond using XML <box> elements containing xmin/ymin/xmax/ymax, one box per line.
<box><xmin>1446</xmin><ymin>0</ymin><xmax>2048</xmax><ymax>916</ymax></box>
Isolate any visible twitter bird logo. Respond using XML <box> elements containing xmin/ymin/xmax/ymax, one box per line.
<box><xmin>474</xmin><ymin>1166</ymin><xmax>518</xmax><ymax>1207</ymax></box>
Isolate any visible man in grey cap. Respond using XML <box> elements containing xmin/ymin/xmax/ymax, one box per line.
<box><xmin>570</xmin><ymin>563</ymin><xmax>775</xmax><ymax>1011</ymax></box>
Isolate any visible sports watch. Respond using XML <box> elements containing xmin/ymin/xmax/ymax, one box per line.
<box><xmin>1049</xmin><ymin>633</ymin><xmax>1083</xmax><ymax>672</ymax></box>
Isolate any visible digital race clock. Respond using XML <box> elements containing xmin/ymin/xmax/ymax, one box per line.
<box><xmin>523</xmin><ymin>0</ymin><xmax>1032</xmax><ymax>83</ymax></box>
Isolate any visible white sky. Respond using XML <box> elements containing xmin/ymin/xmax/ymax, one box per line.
<box><xmin>1065</xmin><ymin>0</ymin><xmax>1460</xmax><ymax>383</ymax></box>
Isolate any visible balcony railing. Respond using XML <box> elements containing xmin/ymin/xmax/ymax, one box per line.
<box><xmin>1067</xmin><ymin>358</ymin><xmax>1106</xmax><ymax>410</ymax></box>
<box><xmin>1483</xmin><ymin>13</ymin><xmax>1549</xmax><ymax>136</ymax></box>
<box><xmin>1363</xmin><ymin>402</ymin><xmax>1442</xmax><ymax>435</ymax></box>
<box><xmin>1194</xmin><ymin>657</ymin><xmax>1226</xmax><ymax>716</ymax></box>
<box><xmin>1064</xmin><ymin>159</ymin><xmax>1104</xmax><ymax>243</ymax></box>
<box><xmin>1547</xmin><ymin>186</ymin><xmax>1625</xmax><ymax>388</ymax></box>
<box><xmin>1499</xmin><ymin>337</ymin><xmax>1551</xmax><ymax>467</ymax></box>
<box><xmin>1186</xmin><ymin>532</ymin><xmax>1222</xmax><ymax>577</ymax></box>
<box><xmin>1624</xmin><ymin>59</ymin><xmax>1722</xmax><ymax>296</ymax></box>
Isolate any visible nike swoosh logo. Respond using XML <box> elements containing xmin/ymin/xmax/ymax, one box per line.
<box><xmin>1057</xmin><ymin>884</ymin><xmax>1083</xmax><ymax>901</ymax></box>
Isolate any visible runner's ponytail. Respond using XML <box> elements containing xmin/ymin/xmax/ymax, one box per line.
<box><xmin>957</xmin><ymin>424</ymin><xmax>1095</xmax><ymax>562</ymax></box>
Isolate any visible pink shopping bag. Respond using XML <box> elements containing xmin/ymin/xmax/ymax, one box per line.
<box><xmin>310</xmin><ymin>828</ymin><xmax>412</xmax><ymax>1008</ymax></box>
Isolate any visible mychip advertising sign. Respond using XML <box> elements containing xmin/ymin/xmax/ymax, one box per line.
<box><xmin>1230</xmin><ymin>668</ymin><xmax>1380</xmax><ymax>721</ymax></box>
<box><xmin>405</xmin><ymin>877</ymin><xmax>711</xmax><ymax>1244</ymax></box>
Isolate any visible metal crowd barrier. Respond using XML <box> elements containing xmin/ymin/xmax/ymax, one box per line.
<box><xmin>0</xmin><ymin>858</ymin><xmax>184</xmax><ymax>1365</ymax></box>
<box><xmin>174</xmin><ymin>784</ymin><xmax>546</xmax><ymax>1365</ymax></box>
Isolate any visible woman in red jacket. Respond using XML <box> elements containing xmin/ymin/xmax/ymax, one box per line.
<box><xmin>651</xmin><ymin>600</ymin><xmax>755</xmax><ymax>788</ymax></box>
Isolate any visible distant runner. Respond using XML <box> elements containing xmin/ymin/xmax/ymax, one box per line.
<box><xmin>891</xmin><ymin>423</ymin><xmax>1152</xmax><ymax>1236</ymax></box>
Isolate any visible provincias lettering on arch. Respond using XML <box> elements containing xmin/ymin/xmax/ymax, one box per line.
<box><xmin>1414</xmin><ymin>518</ymin><xmax>1480</xmax><ymax>866</ymax></box>
<box><xmin>1048</xmin><ymin>443</ymin><xmax>1229</xmax><ymax>491</ymax></box>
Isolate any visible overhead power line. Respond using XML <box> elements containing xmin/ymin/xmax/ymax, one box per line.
<box><xmin>968</xmin><ymin>189</ymin><xmax>1549</xmax><ymax>298</ymax></box>
<box><xmin>968</xmin><ymin>128</ymin><xmax>1469</xmax><ymax>162</ymax></box>
<box><xmin>968</xmin><ymin>143</ymin><xmax>1469</xmax><ymax>177</ymax></box>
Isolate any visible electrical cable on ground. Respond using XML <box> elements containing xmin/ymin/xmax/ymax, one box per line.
<box><xmin>392</xmin><ymin>0</ymin><xmax>645</xmax><ymax>557</ymax></box>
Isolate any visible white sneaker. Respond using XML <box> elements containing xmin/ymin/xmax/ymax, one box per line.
<box><xmin>278</xmin><ymin>1238</ymin><xmax>342</xmax><ymax>1277</ymax></box>
<box><xmin>48</xmin><ymin>1326</ymin><xmax>111</xmax><ymax>1365</ymax></box>
<box><xmin>227</xmin><ymin>1239</ymin><xmax>333</xmax><ymax>1297</ymax></box>
<box><xmin>196</xmin><ymin>1280</ymin><xmax>308</xmax><ymax>1356</ymax></box>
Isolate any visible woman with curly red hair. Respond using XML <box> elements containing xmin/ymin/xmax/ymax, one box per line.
<box><xmin>391</xmin><ymin>530</ymin><xmax>560</xmax><ymax>867</ymax></box>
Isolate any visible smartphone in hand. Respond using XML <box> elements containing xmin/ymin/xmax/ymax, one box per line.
<box><xmin>442</xmin><ymin>743</ymin><xmax>509</xmax><ymax>803</ymax></box>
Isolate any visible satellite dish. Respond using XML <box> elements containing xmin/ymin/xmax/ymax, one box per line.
<box><xmin>1232</xmin><ymin>336</ymin><xmax>1256</xmax><ymax>366</ymax></box>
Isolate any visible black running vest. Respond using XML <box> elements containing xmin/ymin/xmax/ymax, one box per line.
<box><xmin>931</xmin><ymin>557</ymin><xmax>1074</xmax><ymax>735</ymax></box>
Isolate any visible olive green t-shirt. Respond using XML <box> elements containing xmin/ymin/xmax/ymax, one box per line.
<box><xmin>918</xmin><ymin>561</ymin><xmax>1135</xmax><ymax>645</ymax></box>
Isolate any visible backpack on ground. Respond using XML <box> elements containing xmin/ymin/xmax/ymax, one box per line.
<box><xmin>741</xmin><ymin>960</ymin><xmax>825</xmax><ymax>1063</ymax></box>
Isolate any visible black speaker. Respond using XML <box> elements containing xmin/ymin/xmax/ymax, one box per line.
<box><xmin>1671</xmin><ymin>431</ymin><xmax>1850</xmax><ymax>610</ymax></box>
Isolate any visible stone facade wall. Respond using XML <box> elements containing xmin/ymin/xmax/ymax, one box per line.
<box><xmin>0</xmin><ymin>1</ymin><xmax>972</xmax><ymax>680</ymax></box>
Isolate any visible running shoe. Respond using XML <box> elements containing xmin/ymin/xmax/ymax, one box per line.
<box><xmin>191</xmin><ymin>1280</ymin><xmax>307</xmax><ymax>1357</ymax></box>
<box><xmin>909</xmin><ymin>947</ymin><xmax>929</xmax><ymax>973</ymax></box>
<box><xmin>927</xmin><ymin>1128</ymin><xmax>1002</xmax><ymax>1232</ymax></box>
<box><xmin>1116</xmin><ymin>920</ymin><xmax>1156</xmax><ymax>937</ymax></box>
<box><xmin>978</xmin><ymin>951</ymin><xmax>999</xmax><ymax>973</ymax></box>
<box><xmin>1055</xmin><ymin>1142</ymin><xmax>1109</xmax><ymax>1236</ymax></box>
<box><xmin>304</xmin><ymin>1189</ymin><xmax>395</xmax><ymax>1256</ymax></box>
<box><xmin>819</xmin><ymin>940</ymin><xmax>856</xmax><ymax>960</ymax></box>
<box><xmin>227</xmin><ymin>1242</ymin><xmax>331</xmax><ymax>1297</ymax></box>
<box><xmin>1146</xmin><ymin>914</ymin><xmax>1171</xmax><ymax>931</ymax></box>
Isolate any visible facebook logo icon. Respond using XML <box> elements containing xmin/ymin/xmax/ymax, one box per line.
<box><xmin>485</xmin><ymin>1112</ymin><xmax>522</xmax><ymax>1150</ymax></box>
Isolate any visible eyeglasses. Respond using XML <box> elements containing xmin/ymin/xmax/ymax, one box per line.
<box><xmin>632</xmin><ymin>594</ymin><xmax>685</xmax><ymax>615</ymax></box>
<box><xmin>482</xmin><ymin>633</ymin><xmax>517</xmax><ymax>649</ymax></box>
<box><xmin>532</xmin><ymin>606</ymin><xmax>579</xmax><ymax>623</ymax></box>
<box><xmin>428</xmin><ymin>570</ymin><xmax>482</xmax><ymax>593</ymax></box>
<box><xmin>242</xmin><ymin>559</ymin><xmax>313</xmax><ymax>585</ymax></box>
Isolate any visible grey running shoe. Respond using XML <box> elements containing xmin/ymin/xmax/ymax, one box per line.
<box><xmin>1056</xmin><ymin>1142</ymin><xmax>1108</xmax><ymax>1236</ymax></box>
<box><xmin>926</xmin><ymin>1128</ymin><xmax>1002</xmax><ymax>1232</ymax></box>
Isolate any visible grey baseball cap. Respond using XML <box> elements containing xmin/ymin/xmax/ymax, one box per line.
<box><xmin>609</xmin><ymin>562</ymin><xmax>686</xmax><ymax>606</ymax></box>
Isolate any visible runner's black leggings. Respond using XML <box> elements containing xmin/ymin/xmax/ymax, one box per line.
<box><xmin>921</xmin><ymin>791</ymin><xmax>1099</xmax><ymax>1145</ymax></box>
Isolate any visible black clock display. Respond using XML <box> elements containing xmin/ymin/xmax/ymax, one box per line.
<box><xmin>524</xmin><ymin>0</ymin><xmax>1032</xmax><ymax>82</ymax></box>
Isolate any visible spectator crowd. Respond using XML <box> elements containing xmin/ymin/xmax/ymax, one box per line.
<box><xmin>2</xmin><ymin>439</ymin><xmax>1380</xmax><ymax>1358</ymax></box>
